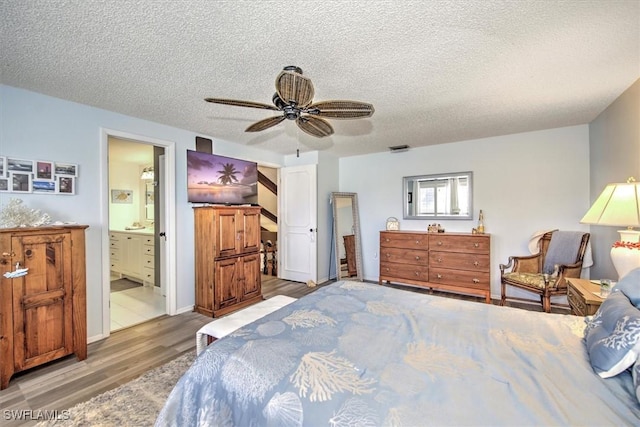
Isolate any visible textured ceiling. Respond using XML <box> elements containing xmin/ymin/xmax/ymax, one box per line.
<box><xmin>2</xmin><ymin>1</ymin><xmax>639</xmax><ymax>158</ymax></box>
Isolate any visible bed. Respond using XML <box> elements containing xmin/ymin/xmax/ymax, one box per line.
<box><xmin>156</xmin><ymin>278</ymin><xmax>640</xmax><ymax>426</ymax></box>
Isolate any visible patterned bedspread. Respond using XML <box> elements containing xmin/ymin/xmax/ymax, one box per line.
<box><xmin>156</xmin><ymin>281</ymin><xmax>640</xmax><ymax>426</ymax></box>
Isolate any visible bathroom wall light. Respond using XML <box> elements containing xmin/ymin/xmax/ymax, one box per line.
<box><xmin>140</xmin><ymin>167</ymin><xmax>154</xmax><ymax>180</ymax></box>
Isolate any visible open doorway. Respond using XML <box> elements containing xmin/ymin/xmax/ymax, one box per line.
<box><xmin>258</xmin><ymin>165</ymin><xmax>278</xmax><ymax>278</ymax></box>
<box><xmin>107</xmin><ymin>137</ymin><xmax>166</xmax><ymax>331</ymax></box>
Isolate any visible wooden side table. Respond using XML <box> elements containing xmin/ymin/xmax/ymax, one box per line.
<box><xmin>566</xmin><ymin>278</ymin><xmax>604</xmax><ymax>316</ymax></box>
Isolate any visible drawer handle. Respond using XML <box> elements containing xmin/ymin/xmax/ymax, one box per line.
<box><xmin>437</xmin><ymin>274</ymin><xmax>442</xmax><ymax>279</ymax></box>
<box><xmin>436</xmin><ymin>257</ymin><xmax>442</xmax><ymax>263</ymax></box>
<box><xmin>437</xmin><ymin>241</ymin><xmax>443</xmax><ymax>246</ymax></box>
<box><xmin>386</xmin><ymin>253</ymin><xmax>391</xmax><ymax>258</ymax></box>
<box><xmin>385</xmin><ymin>238</ymin><xmax>390</xmax><ymax>242</ymax></box>
<box><xmin>385</xmin><ymin>268</ymin><xmax>389</xmax><ymax>272</ymax></box>
<box><xmin>474</xmin><ymin>243</ymin><xmax>479</xmax><ymax>248</ymax></box>
<box><xmin>415</xmin><ymin>256</ymin><xmax>420</xmax><ymax>260</ymax></box>
<box><xmin>415</xmin><ymin>272</ymin><xmax>419</xmax><ymax>276</ymax></box>
<box><xmin>473</xmin><ymin>261</ymin><xmax>479</xmax><ymax>266</ymax></box>
<box><xmin>473</xmin><ymin>278</ymin><xmax>480</xmax><ymax>283</ymax></box>
<box><xmin>415</xmin><ymin>240</ymin><xmax>421</xmax><ymax>245</ymax></box>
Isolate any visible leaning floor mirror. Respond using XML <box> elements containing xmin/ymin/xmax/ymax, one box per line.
<box><xmin>331</xmin><ymin>192</ymin><xmax>363</xmax><ymax>281</ymax></box>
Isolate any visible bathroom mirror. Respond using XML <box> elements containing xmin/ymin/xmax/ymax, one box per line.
<box><xmin>331</xmin><ymin>192</ymin><xmax>363</xmax><ymax>281</ymax></box>
<box><xmin>403</xmin><ymin>171</ymin><xmax>473</xmax><ymax>220</ymax></box>
<box><xmin>145</xmin><ymin>181</ymin><xmax>154</xmax><ymax>221</ymax></box>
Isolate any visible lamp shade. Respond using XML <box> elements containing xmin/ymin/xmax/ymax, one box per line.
<box><xmin>580</xmin><ymin>178</ymin><xmax>640</xmax><ymax>227</ymax></box>
<box><xmin>581</xmin><ymin>177</ymin><xmax>640</xmax><ymax>280</ymax></box>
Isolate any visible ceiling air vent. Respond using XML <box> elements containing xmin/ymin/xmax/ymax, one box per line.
<box><xmin>389</xmin><ymin>144</ymin><xmax>409</xmax><ymax>153</ymax></box>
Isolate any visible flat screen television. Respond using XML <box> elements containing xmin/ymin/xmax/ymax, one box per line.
<box><xmin>186</xmin><ymin>149</ymin><xmax>258</xmax><ymax>205</ymax></box>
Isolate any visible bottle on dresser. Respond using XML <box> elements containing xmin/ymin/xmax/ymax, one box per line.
<box><xmin>477</xmin><ymin>209</ymin><xmax>485</xmax><ymax>234</ymax></box>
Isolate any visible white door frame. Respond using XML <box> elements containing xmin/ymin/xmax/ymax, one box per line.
<box><xmin>99</xmin><ymin>128</ymin><xmax>177</xmax><ymax>338</ymax></box>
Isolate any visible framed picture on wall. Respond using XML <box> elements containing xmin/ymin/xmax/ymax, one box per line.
<box><xmin>33</xmin><ymin>179</ymin><xmax>56</xmax><ymax>194</ymax></box>
<box><xmin>111</xmin><ymin>189</ymin><xmax>132</xmax><ymax>203</ymax></box>
<box><xmin>10</xmin><ymin>172</ymin><xmax>32</xmax><ymax>193</ymax></box>
<box><xmin>35</xmin><ymin>160</ymin><xmax>54</xmax><ymax>180</ymax></box>
<box><xmin>7</xmin><ymin>158</ymin><xmax>33</xmax><ymax>174</ymax></box>
<box><xmin>55</xmin><ymin>162</ymin><xmax>78</xmax><ymax>177</ymax></box>
<box><xmin>57</xmin><ymin>176</ymin><xmax>75</xmax><ymax>195</ymax></box>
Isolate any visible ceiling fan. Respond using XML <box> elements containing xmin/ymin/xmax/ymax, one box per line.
<box><xmin>205</xmin><ymin>66</ymin><xmax>374</xmax><ymax>138</ymax></box>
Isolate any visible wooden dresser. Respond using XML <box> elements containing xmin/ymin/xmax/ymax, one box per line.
<box><xmin>0</xmin><ymin>225</ymin><xmax>88</xmax><ymax>390</ymax></box>
<box><xmin>194</xmin><ymin>206</ymin><xmax>263</xmax><ymax>317</ymax></box>
<box><xmin>379</xmin><ymin>231</ymin><xmax>491</xmax><ymax>303</ymax></box>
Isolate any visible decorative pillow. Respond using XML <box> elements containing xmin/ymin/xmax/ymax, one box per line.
<box><xmin>613</xmin><ymin>267</ymin><xmax>640</xmax><ymax>308</ymax></box>
<box><xmin>584</xmin><ymin>291</ymin><xmax>640</xmax><ymax>378</ymax></box>
<box><xmin>633</xmin><ymin>354</ymin><xmax>640</xmax><ymax>404</ymax></box>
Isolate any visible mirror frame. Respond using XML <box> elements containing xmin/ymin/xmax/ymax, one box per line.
<box><xmin>402</xmin><ymin>171</ymin><xmax>473</xmax><ymax>220</ymax></box>
<box><xmin>331</xmin><ymin>192</ymin><xmax>363</xmax><ymax>282</ymax></box>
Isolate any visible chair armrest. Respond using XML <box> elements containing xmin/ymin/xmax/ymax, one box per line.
<box><xmin>501</xmin><ymin>253</ymin><xmax>541</xmax><ymax>274</ymax></box>
<box><xmin>553</xmin><ymin>261</ymin><xmax>584</xmax><ymax>288</ymax></box>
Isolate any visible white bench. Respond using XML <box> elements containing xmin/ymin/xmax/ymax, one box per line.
<box><xmin>196</xmin><ymin>295</ymin><xmax>297</xmax><ymax>355</ymax></box>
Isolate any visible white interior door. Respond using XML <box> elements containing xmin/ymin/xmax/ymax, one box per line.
<box><xmin>279</xmin><ymin>164</ymin><xmax>317</xmax><ymax>283</ymax></box>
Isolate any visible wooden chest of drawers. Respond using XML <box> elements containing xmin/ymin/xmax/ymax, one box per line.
<box><xmin>380</xmin><ymin>231</ymin><xmax>491</xmax><ymax>303</ymax></box>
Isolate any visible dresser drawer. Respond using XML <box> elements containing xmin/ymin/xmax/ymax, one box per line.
<box><xmin>143</xmin><ymin>244</ymin><xmax>155</xmax><ymax>256</ymax></box>
<box><xmin>429</xmin><ymin>252</ymin><xmax>490</xmax><ymax>272</ymax></box>
<box><xmin>429</xmin><ymin>234</ymin><xmax>489</xmax><ymax>253</ymax></box>
<box><xmin>381</xmin><ymin>247</ymin><xmax>429</xmax><ymax>265</ymax></box>
<box><xmin>567</xmin><ymin>285</ymin><xmax>587</xmax><ymax>316</ymax></box>
<box><xmin>380</xmin><ymin>262</ymin><xmax>428</xmax><ymax>282</ymax></box>
<box><xmin>380</xmin><ymin>232</ymin><xmax>429</xmax><ymax>250</ymax></box>
<box><xmin>429</xmin><ymin>268</ymin><xmax>490</xmax><ymax>290</ymax></box>
<box><xmin>143</xmin><ymin>266</ymin><xmax>155</xmax><ymax>284</ymax></box>
<box><xmin>143</xmin><ymin>254</ymin><xmax>154</xmax><ymax>269</ymax></box>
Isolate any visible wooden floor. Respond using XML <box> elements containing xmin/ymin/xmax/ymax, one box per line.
<box><xmin>0</xmin><ymin>275</ymin><xmax>321</xmax><ymax>426</ymax></box>
<box><xmin>0</xmin><ymin>275</ymin><xmax>557</xmax><ymax>426</ymax></box>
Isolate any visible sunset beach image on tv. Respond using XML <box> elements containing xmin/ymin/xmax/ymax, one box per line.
<box><xmin>186</xmin><ymin>150</ymin><xmax>258</xmax><ymax>204</ymax></box>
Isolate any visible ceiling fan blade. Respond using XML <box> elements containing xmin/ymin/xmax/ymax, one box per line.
<box><xmin>306</xmin><ymin>100</ymin><xmax>375</xmax><ymax>119</ymax></box>
<box><xmin>205</xmin><ymin>98</ymin><xmax>279</xmax><ymax>111</ymax></box>
<box><xmin>245</xmin><ymin>115</ymin><xmax>286</xmax><ymax>132</ymax></box>
<box><xmin>296</xmin><ymin>116</ymin><xmax>334</xmax><ymax>138</ymax></box>
<box><xmin>275</xmin><ymin>70</ymin><xmax>314</xmax><ymax>107</ymax></box>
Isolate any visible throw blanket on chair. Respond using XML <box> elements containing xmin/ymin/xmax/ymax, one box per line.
<box><xmin>542</xmin><ymin>231</ymin><xmax>584</xmax><ymax>274</ymax></box>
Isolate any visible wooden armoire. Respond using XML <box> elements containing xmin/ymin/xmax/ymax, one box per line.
<box><xmin>194</xmin><ymin>206</ymin><xmax>263</xmax><ymax>317</ymax></box>
<box><xmin>0</xmin><ymin>225</ymin><xmax>88</xmax><ymax>390</ymax></box>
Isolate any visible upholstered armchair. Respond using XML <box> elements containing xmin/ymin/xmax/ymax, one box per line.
<box><xmin>500</xmin><ymin>231</ymin><xmax>590</xmax><ymax>313</ymax></box>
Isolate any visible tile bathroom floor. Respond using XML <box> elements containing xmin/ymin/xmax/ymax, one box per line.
<box><xmin>110</xmin><ymin>284</ymin><xmax>166</xmax><ymax>331</ymax></box>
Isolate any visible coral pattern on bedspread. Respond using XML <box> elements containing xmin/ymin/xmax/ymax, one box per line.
<box><xmin>156</xmin><ymin>281</ymin><xmax>640</xmax><ymax>426</ymax></box>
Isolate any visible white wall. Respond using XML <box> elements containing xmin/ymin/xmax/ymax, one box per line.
<box><xmin>0</xmin><ymin>85</ymin><xmax>284</xmax><ymax>341</ymax></box>
<box><xmin>588</xmin><ymin>78</ymin><xmax>640</xmax><ymax>280</ymax></box>
<box><xmin>339</xmin><ymin>125</ymin><xmax>591</xmax><ymax>298</ymax></box>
